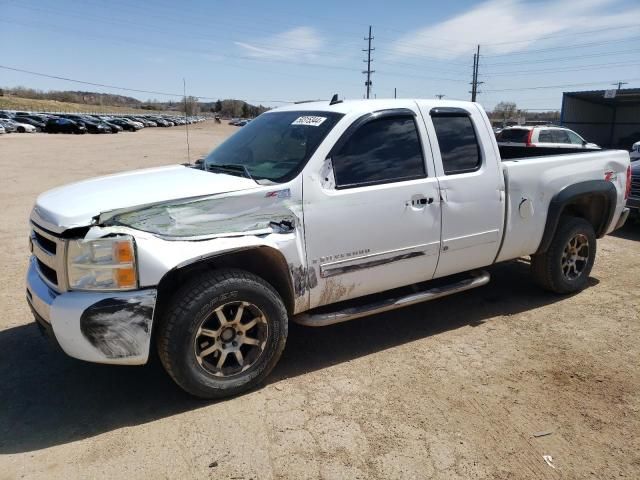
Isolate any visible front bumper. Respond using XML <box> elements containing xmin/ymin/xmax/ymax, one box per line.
<box><xmin>614</xmin><ymin>207</ymin><xmax>630</xmax><ymax>230</ymax></box>
<box><xmin>26</xmin><ymin>257</ymin><xmax>157</xmax><ymax>365</ymax></box>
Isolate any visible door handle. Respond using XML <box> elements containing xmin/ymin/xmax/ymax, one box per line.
<box><xmin>406</xmin><ymin>196</ymin><xmax>435</xmax><ymax>207</ymax></box>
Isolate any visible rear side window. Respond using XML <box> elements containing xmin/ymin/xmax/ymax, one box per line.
<box><xmin>498</xmin><ymin>128</ymin><xmax>529</xmax><ymax>143</ymax></box>
<box><xmin>552</xmin><ymin>129</ymin><xmax>570</xmax><ymax>144</ymax></box>
<box><xmin>432</xmin><ymin>115</ymin><xmax>482</xmax><ymax>175</ymax></box>
<box><xmin>538</xmin><ymin>130</ymin><xmax>553</xmax><ymax>143</ymax></box>
<box><xmin>332</xmin><ymin>115</ymin><xmax>426</xmax><ymax>188</ymax></box>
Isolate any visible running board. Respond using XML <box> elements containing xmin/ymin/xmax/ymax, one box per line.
<box><xmin>293</xmin><ymin>270</ymin><xmax>490</xmax><ymax>327</ymax></box>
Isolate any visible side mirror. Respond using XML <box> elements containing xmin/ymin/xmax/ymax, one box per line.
<box><xmin>582</xmin><ymin>140</ymin><xmax>587</xmax><ymax>146</ymax></box>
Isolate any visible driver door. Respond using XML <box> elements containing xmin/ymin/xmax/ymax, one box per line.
<box><xmin>303</xmin><ymin>107</ymin><xmax>441</xmax><ymax>308</ymax></box>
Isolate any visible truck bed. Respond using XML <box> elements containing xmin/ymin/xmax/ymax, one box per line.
<box><xmin>496</xmin><ymin>149</ymin><xmax>629</xmax><ymax>263</ymax></box>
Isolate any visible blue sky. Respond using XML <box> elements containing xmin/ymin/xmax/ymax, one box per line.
<box><xmin>1</xmin><ymin>0</ymin><xmax>639</xmax><ymax>111</ymax></box>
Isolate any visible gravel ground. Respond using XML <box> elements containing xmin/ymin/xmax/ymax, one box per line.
<box><xmin>1</xmin><ymin>124</ymin><xmax>639</xmax><ymax>479</ymax></box>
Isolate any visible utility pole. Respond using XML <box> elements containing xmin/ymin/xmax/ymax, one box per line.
<box><xmin>394</xmin><ymin>87</ymin><xmax>397</xmax><ymax>99</ymax></box>
<box><xmin>470</xmin><ymin>44</ymin><xmax>483</xmax><ymax>102</ymax></box>
<box><xmin>435</xmin><ymin>94</ymin><xmax>445</xmax><ymax>99</ymax></box>
<box><xmin>612</xmin><ymin>81</ymin><xmax>628</xmax><ymax>90</ymax></box>
<box><xmin>362</xmin><ymin>25</ymin><xmax>375</xmax><ymax>99</ymax></box>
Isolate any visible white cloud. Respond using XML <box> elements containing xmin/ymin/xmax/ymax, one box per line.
<box><xmin>235</xmin><ymin>27</ymin><xmax>324</xmax><ymax>60</ymax></box>
<box><xmin>390</xmin><ymin>0</ymin><xmax>640</xmax><ymax>59</ymax></box>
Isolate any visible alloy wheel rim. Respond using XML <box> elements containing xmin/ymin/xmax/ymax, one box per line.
<box><xmin>194</xmin><ymin>301</ymin><xmax>268</xmax><ymax>378</ymax></box>
<box><xmin>561</xmin><ymin>234</ymin><xmax>589</xmax><ymax>281</ymax></box>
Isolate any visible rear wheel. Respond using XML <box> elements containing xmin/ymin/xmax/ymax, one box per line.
<box><xmin>17</xmin><ymin>126</ymin><xmax>25</xmax><ymax>133</ymax></box>
<box><xmin>531</xmin><ymin>216</ymin><xmax>596</xmax><ymax>294</ymax></box>
<box><xmin>157</xmin><ymin>269</ymin><xmax>288</xmax><ymax>399</ymax></box>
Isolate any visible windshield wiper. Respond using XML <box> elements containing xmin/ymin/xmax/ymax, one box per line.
<box><xmin>206</xmin><ymin>163</ymin><xmax>259</xmax><ymax>183</ymax></box>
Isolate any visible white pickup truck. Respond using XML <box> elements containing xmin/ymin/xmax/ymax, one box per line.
<box><xmin>27</xmin><ymin>99</ymin><xmax>631</xmax><ymax>398</ymax></box>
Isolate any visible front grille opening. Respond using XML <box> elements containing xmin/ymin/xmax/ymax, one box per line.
<box><xmin>33</xmin><ymin>231</ymin><xmax>57</xmax><ymax>254</ymax></box>
<box><xmin>36</xmin><ymin>259</ymin><xmax>58</xmax><ymax>285</ymax></box>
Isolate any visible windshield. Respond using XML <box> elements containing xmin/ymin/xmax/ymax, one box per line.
<box><xmin>204</xmin><ymin>110</ymin><xmax>344</xmax><ymax>184</ymax></box>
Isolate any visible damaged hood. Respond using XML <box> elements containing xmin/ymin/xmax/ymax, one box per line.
<box><xmin>32</xmin><ymin>165</ymin><xmax>259</xmax><ymax>230</ymax></box>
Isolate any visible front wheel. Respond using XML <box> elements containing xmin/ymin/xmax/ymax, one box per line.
<box><xmin>531</xmin><ymin>216</ymin><xmax>596</xmax><ymax>294</ymax></box>
<box><xmin>157</xmin><ymin>269</ymin><xmax>288</xmax><ymax>399</ymax></box>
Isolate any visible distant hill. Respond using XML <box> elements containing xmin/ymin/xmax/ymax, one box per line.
<box><xmin>0</xmin><ymin>86</ymin><xmax>268</xmax><ymax>116</ymax></box>
<box><xmin>1</xmin><ymin>87</ymin><xmax>141</xmax><ymax>107</ymax></box>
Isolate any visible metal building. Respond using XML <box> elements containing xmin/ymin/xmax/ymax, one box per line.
<box><xmin>561</xmin><ymin>88</ymin><xmax>640</xmax><ymax>149</ymax></box>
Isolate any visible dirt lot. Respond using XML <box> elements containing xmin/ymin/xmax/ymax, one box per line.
<box><xmin>1</xmin><ymin>124</ymin><xmax>639</xmax><ymax>479</ymax></box>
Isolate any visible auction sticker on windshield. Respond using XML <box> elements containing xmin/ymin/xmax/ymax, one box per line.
<box><xmin>291</xmin><ymin>116</ymin><xmax>327</xmax><ymax>127</ymax></box>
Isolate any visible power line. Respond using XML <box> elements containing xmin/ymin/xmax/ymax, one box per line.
<box><xmin>483</xmin><ymin>35</ymin><xmax>640</xmax><ymax>57</ymax></box>
<box><xmin>0</xmin><ymin>64</ymin><xmax>294</xmax><ymax>103</ymax></box>
<box><xmin>483</xmin><ymin>78</ymin><xmax>640</xmax><ymax>93</ymax></box>
<box><xmin>482</xmin><ymin>24</ymin><xmax>640</xmax><ymax>46</ymax></box>
<box><xmin>482</xmin><ymin>48</ymin><xmax>640</xmax><ymax>66</ymax></box>
<box><xmin>482</xmin><ymin>61</ymin><xmax>640</xmax><ymax>77</ymax></box>
<box><xmin>363</xmin><ymin>25</ymin><xmax>375</xmax><ymax>99</ymax></box>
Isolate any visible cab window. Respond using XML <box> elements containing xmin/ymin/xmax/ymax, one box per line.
<box><xmin>432</xmin><ymin>115</ymin><xmax>482</xmax><ymax>175</ymax></box>
<box><xmin>332</xmin><ymin>115</ymin><xmax>426</xmax><ymax>189</ymax></box>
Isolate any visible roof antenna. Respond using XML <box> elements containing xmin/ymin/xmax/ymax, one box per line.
<box><xmin>329</xmin><ymin>93</ymin><xmax>342</xmax><ymax>105</ymax></box>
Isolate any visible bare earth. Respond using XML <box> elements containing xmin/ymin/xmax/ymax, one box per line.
<box><xmin>1</xmin><ymin>123</ymin><xmax>639</xmax><ymax>479</ymax></box>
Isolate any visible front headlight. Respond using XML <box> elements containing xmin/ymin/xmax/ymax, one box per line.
<box><xmin>67</xmin><ymin>236</ymin><xmax>137</xmax><ymax>291</ymax></box>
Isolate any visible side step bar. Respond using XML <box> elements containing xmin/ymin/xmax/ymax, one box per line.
<box><xmin>293</xmin><ymin>270</ymin><xmax>490</xmax><ymax>327</ymax></box>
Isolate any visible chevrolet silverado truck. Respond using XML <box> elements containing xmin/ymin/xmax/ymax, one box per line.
<box><xmin>26</xmin><ymin>99</ymin><xmax>632</xmax><ymax>398</ymax></box>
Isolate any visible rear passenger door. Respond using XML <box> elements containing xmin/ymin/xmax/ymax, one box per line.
<box><xmin>418</xmin><ymin>104</ymin><xmax>505</xmax><ymax>278</ymax></box>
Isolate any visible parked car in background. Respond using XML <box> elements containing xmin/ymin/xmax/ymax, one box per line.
<box><xmin>44</xmin><ymin>118</ymin><xmax>87</xmax><ymax>134</ymax></box>
<box><xmin>497</xmin><ymin>126</ymin><xmax>600</xmax><ymax>150</ymax></box>
<box><xmin>121</xmin><ymin>117</ymin><xmax>145</xmax><ymax>129</ymax></box>
<box><xmin>151</xmin><ymin>117</ymin><xmax>171</xmax><ymax>127</ymax></box>
<box><xmin>11</xmin><ymin>116</ymin><xmax>46</xmax><ymax>131</ymax></box>
<box><xmin>0</xmin><ymin>125</ymin><xmax>5</xmax><ymax>134</ymax></box>
<box><xmin>130</xmin><ymin>116</ymin><xmax>154</xmax><ymax>127</ymax></box>
<box><xmin>104</xmin><ymin>122</ymin><xmax>122</xmax><ymax>133</ymax></box>
<box><xmin>109</xmin><ymin>118</ymin><xmax>141</xmax><ymax>131</ymax></box>
<box><xmin>67</xmin><ymin>116</ymin><xmax>112</xmax><ymax>134</ymax></box>
<box><xmin>10</xmin><ymin>119</ymin><xmax>37</xmax><ymax>133</ymax></box>
<box><xmin>84</xmin><ymin>119</ymin><xmax>112</xmax><ymax>134</ymax></box>
<box><xmin>630</xmin><ymin>141</ymin><xmax>640</xmax><ymax>161</ymax></box>
<box><xmin>0</xmin><ymin>118</ymin><xmax>18</xmax><ymax>133</ymax></box>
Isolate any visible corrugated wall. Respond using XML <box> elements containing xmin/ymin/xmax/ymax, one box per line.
<box><xmin>562</xmin><ymin>94</ymin><xmax>640</xmax><ymax>149</ymax></box>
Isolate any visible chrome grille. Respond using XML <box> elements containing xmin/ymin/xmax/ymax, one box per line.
<box><xmin>30</xmin><ymin>223</ymin><xmax>67</xmax><ymax>292</ymax></box>
<box><xmin>631</xmin><ymin>178</ymin><xmax>640</xmax><ymax>199</ymax></box>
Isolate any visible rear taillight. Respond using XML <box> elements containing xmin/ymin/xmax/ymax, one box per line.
<box><xmin>625</xmin><ymin>165</ymin><xmax>632</xmax><ymax>200</ymax></box>
<box><xmin>526</xmin><ymin>129</ymin><xmax>535</xmax><ymax>147</ymax></box>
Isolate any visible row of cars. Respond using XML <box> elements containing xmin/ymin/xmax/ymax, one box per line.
<box><xmin>0</xmin><ymin>110</ymin><xmax>207</xmax><ymax>134</ymax></box>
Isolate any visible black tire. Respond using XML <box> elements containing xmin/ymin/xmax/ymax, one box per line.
<box><xmin>17</xmin><ymin>126</ymin><xmax>25</xmax><ymax>133</ymax></box>
<box><xmin>156</xmin><ymin>268</ymin><xmax>288</xmax><ymax>399</ymax></box>
<box><xmin>531</xmin><ymin>216</ymin><xmax>596</xmax><ymax>294</ymax></box>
